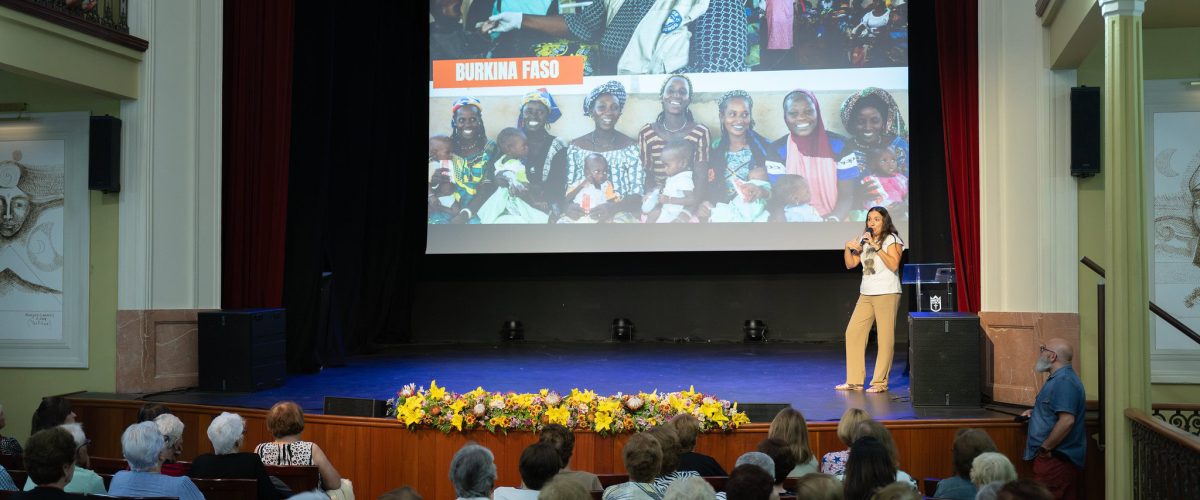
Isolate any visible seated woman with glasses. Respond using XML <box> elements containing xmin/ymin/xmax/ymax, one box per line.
<box><xmin>21</xmin><ymin>423</ymin><xmax>105</xmax><ymax>494</ymax></box>
<box><xmin>108</xmin><ymin>421</ymin><xmax>203</xmax><ymax>500</ymax></box>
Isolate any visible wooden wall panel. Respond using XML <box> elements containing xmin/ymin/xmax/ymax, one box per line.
<box><xmin>67</xmin><ymin>397</ymin><xmax>1102</xmax><ymax>499</ymax></box>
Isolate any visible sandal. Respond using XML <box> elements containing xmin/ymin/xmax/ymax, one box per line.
<box><xmin>866</xmin><ymin>386</ymin><xmax>888</xmax><ymax>393</ymax></box>
<box><xmin>835</xmin><ymin>383</ymin><xmax>864</xmax><ymax>391</ymax></box>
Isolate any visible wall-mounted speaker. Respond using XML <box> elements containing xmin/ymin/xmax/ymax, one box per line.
<box><xmin>89</xmin><ymin>115</ymin><xmax>121</xmax><ymax>192</ymax></box>
<box><xmin>1070</xmin><ymin>86</ymin><xmax>1101</xmax><ymax>178</ymax></box>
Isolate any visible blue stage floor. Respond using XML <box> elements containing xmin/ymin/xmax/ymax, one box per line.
<box><xmin>141</xmin><ymin>342</ymin><xmax>1008</xmax><ymax>422</ymax></box>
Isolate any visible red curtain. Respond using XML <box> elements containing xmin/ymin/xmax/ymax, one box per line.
<box><xmin>935</xmin><ymin>1</ymin><xmax>980</xmax><ymax>313</ymax></box>
<box><xmin>221</xmin><ymin>0</ymin><xmax>295</xmax><ymax>308</ymax></box>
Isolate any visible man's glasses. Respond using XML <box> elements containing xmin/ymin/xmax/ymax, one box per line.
<box><xmin>1039</xmin><ymin>345</ymin><xmax>1056</xmax><ymax>356</ymax></box>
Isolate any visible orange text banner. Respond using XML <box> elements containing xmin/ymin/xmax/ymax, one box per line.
<box><xmin>432</xmin><ymin>56</ymin><xmax>584</xmax><ymax>89</ymax></box>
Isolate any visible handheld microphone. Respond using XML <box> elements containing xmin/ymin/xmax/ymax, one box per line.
<box><xmin>859</xmin><ymin>228</ymin><xmax>874</xmax><ymax>247</ymax></box>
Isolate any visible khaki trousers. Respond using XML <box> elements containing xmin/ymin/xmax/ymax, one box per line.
<box><xmin>843</xmin><ymin>293</ymin><xmax>901</xmax><ymax>388</ymax></box>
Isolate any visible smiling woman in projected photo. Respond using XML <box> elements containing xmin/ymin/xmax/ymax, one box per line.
<box><xmin>447</xmin><ymin>97</ymin><xmax>499</xmax><ymax>224</ymax></box>
<box><xmin>770</xmin><ymin>89</ymin><xmax>857</xmax><ymax>221</ymax></box>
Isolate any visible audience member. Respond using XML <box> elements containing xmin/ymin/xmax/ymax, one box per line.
<box><xmin>755</xmin><ymin>439</ymin><xmax>795</xmax><ymax>496</ymax></box>
<box><xmin>539</xmin><ymin>423</ymin><xmax>602</xmax><ymax>491</ymax></box>
<box><xmin>30</xmin><ymin>398</ymin><xmax>75</xmax><ymax>434</ymax></box>
<box><xmin>495</xmin><ymin>442</ymin><xmax>561</xmax><ymax>500</ymax></box>
<box><xmin>11</xmin><ymin>427</ymin><xmax>77</xmax><ymax>499</ymax></box>
<box><xmin>996</xmin><ymin>478</ymin><xmax>1053</xmax><ymax>500</ymax></box>
<box><xmin>663</xmin><ymin>475</ymin><xmax>715</xmax><ymax>500</ymax></box>
<box><xmin>648</xmin><ymin>425</ymin><xmax>697</xmax><ymax>493</ymax></box>
<box><xmin>670</xmin><ymin>414</ymin><xmax>726</xmax><ymax>476</ymax></box>
<box><xmin>538</xmin><ymin>475</ymin><xmax>591</xmax><ymax>500</ymax></box>
<box><xmin>0</xmin><ymin>404</ymin><xmax>21</xmax><ymax>456</ymax></box>
<box><xmin>821</xmin><ymin>408</ymin><xmax>871</xmax><ymax>475</ymax></box>
<box><xmin>842</xmin><ymin>437</ymin><xmax>895</xmax><ymax>500</ymax></box>
<box><xmin>1022</xmin><ymin>338</ymin><xmax>1086</xmax><ymax>500</ymax></box>
<box><xmin>153</xmin><ymin>414</ymin><xmax>188</xmax><ymax>477</ymax></box>
<box><xmin>734</xmin><ymin>451</ymin><xmax>775</xmax><ymax>479</ymax></box>
<box><xmin>768</xmin><ymin>408</ymin><xmax>818</xmax><ymax>477</ymax></box>
<box><xmin>108</xmin><ymin>421</ymin><xmax>202</xmax><ymax>500</ymax></box>
<box><xmin>135</xmin><ymin>403</ymin><xmax>171</xmax><ymax>423</ymax></box>
<box><xmin>933</xmin><ymin>428</ymin><xmax>997</xmax><ymax>500</ymax></box>
<box><xmin>603</xmin><ymin>433</ymin><xmax>662</xmax><ymax>500</ymax></box>
<box><xmin>189</xmin><ymin>411</ymin><xmax>285</xmax><ymax>499</ymax></box>
<box><xmin>792</xmin><ymin>473</ymin><xmax>843</xmax><ymax>500</ymax></box>
<box><xmin>868</xmin><ymin>481</ymin><xmax>918</xmax><ymax>500</ymax></box>
<box><xmin>450</xmin><ymin>443</ymin><xmax>497</xmax><ymax>500</ymax></box>
<box><xmin>973</xmin><ymin>481</ymin><xmax>1004</xmax><ymax>500</ymax></box>
<box><xmin>969</xmin><ymin>453</ymin><xmax>1016</xmax><ymax>488</ymax></box>
<box><xmin>0</xmin><ymin>464</ymin><xmax>14</xmax><ymax>492</ymax></box>
<box><xmin>255</xmin><ymin>401</ymin><xmax>346</xmax><ymax>494</ymax></box>
<box><xmin>22</xmin><ymin>424</ymin><xmax>103</xmax><ymax>494</ymax></box>
<box><xmin>849</xmin><ymin>421</ymin><xmax>916</xmax><ymax>488</ymax></box>
<box><xmin>725</xmin><ymin>463</ymin><xmax>774</xmax><ymax>500</ymax></box>
<box><xmin>380</xmin><ymin>485</ymin><xmax>424</xmax><ymax>500</ymax></box>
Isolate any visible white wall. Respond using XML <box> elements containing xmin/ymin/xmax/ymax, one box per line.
<box><xmin>119</xmin><ymin>0</ymin><xmax>222</xmax><ymax>310</ymax></box>
<box><xmin>978</xmin><ymin>0</ymin><xmax>1079</xmax><ymax>313</ymax></box>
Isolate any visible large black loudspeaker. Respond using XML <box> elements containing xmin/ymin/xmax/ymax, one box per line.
<box><xmin>324</xmin><ymin>396</ymin><xmax>387</xmax><ymax>418</ymax></box>
<box><xmin>89</xmin><ymin>115</ymin><xmax>121</xmax><ymax>192</ymax></box>
<box><xmin>198</xmin><ymin>308</ymin><xmax>286</xmax><ymax>392</ymax></box>
<box><xmin>908</xmin><ymin>312</ymin><xmax>981</xmax><ymax>407</ymax></box>
<box><xmin>1070</xmin><ymin>86</ymin><xmax>1101</xmax><ymax>178</ymax></box>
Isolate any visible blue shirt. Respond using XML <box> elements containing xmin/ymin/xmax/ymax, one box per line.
<box><xmin>1024</xmin><ymin>365</ymin><xmax>1087</xmax><ymax>467</ymax></box>
<box><xmin>108</xmin><ymin>470</ymin><xmax>204</xmax><ymax>500</ymax></box>
<box><xmin>932</xmin><ymin>476</ymin><xmax>976</xmax><ymax>500</ymax></box>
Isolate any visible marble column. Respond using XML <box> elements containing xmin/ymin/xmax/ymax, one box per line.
<box><xmin>1099</xmin><ymin>0</ymin><xmax>1149</xmax><ymax>498</ymax></box>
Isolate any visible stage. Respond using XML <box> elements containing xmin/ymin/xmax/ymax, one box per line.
<box><xmin>133</xmin><ymin>341</ymin><xmax>1009</xmax><ymax>422</ymax></box>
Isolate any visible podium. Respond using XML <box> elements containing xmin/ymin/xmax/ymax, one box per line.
<box><xmin>901</xmin><ymin>263</ymin><xmax>956</xmax><ymax>312</ymax></box>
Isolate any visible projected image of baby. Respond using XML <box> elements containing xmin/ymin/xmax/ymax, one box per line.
<box><xmin>708</xmin><ymin>167</ymin><xmax>772</xmax><ymax>222</ymax></box>
<box><xmin>427</xmin><ymin>171</ymin><xmax>460</xmax><ymax>224</ymax></box>
<box><xmin>860</xmin><ymin>145</ymin><xmax>908</xmax><ymax>213</ymax></box>
<box><xmin>476</xmin><ymin>127</ymin><xmax>550</xmax><ymax>224</ymax></box>
<box><xmin>769</xmin><ymin>174</ymin><xmax>823</xmax><ymax>222</ymax></box>
<box><xmin>560</xmin><ymin>153</ymin><xmax>619</xmax><ymax>223</ymax></box>
<box><xmin>428</xmin><ymin>134</ymin><xmax>462</xmax><ymax>183</ymax></box>
<box><xmin>643</xmin><ymin>139</ymin><xmax>698</xmax><ymax>223</ymax></box>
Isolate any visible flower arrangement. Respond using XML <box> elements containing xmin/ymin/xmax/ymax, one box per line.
<box><xmin>387</xmin><ymin>381</ymin><xmax>751</xmax><ymax>435</ymax></box>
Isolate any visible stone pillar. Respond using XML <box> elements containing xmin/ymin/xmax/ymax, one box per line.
<box><xmin>1098</xmin><ymin>0</ymin><xmax>1149</xmax><ymax>498</ymax></box>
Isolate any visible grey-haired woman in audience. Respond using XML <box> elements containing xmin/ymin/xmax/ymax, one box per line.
<box><xmin>108</xmin><ymin>421</ymin><xmax>203</xmax><ymax>500</ymax></box>
<box><xmin>450</xmin><ymin>443</ymin><xmax>496</xmax><ymax>500</ymax></box>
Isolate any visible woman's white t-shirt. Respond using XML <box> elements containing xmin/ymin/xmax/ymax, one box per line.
<box><xmin>860</xmin><ymin>233</ymin><xmax>904</xmax><ymax>295</ymax></box>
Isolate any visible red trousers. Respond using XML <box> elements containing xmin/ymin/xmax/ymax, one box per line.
<box><xmin>1033</xmin><ymin>453</ymin><xmax>1080</xmax><ymax>500</ymax></box>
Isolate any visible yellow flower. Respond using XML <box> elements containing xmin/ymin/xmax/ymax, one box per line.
<box><xmin>546</xmin><ymin>405</ymin><xmax>571</xmax><ymax>426</ymax></box>
<box><xmin>428</xmin><ymin>380</ymin><xmax>446</xmax><ymax>401</ymax></box>
<box><xmin>597</xmin><ymin>399</ymin><xmax>621</xmax><ymax>414</ymax></box>
<box><xmin>469</xmin><ymin>386</ymin><xmax>488</xmax><ymax>398</ymax></box>
<box><xmin>489</xmin><ymin>415</ymin><xmax>507</xmax><ymax>427</ymax></box>
<box><xmin>451</xmin><ymin>413</ymin><xmax>464</xmax><ymax>431</ymax></box>
<box><xmin>701</xmin><ymin>402</ymin><xmax>728</xmax><ymax>424</ymax></box>
<box><xmin>450</xmin><ymin>399</ymin><xmax>466</xmax><ymax>413</ymax></box>
<box><xmin>594</xmin><ymin>412</ymin><xmax>614</xmax><ymax>432</ymax></box>
<box><xmin>539</xmin><ymin>388</ymin><xmax>549</xmax><ymax>396</ymax></box>
<box><xmin>731</xmin><ymin>411</ymin><xmax>750</xmax><ymax>427</ymax></box>
<box><xmin>511</xmin><ymin>393</ymin><xmax>535</xmax><ymax>409</ymax></box>
<box><xmin>667</xmin><ymin>394</ymin><xmax>687</xmax><ymax>412</ymax></box>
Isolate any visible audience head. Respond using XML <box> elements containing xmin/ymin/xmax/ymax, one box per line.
<box><xmin>973</xmin><ymin>481</ymin><xmax>1005</xmax><ymax>500</ymax></box>
<box><xmin>623</xmin><ymin>432</ymin><xmax>663</xmax><ymax>483</ymax></box>
<box><xmin>136</xmin><ymin>403</ymin><xmax>172</xmax><ymax>423</ymax></box>
<box><xmin>756</xmin><ymin>438</ymin><xmax>796</xmax><ymax>485</ymax></box>
<box><xmin>59</xmin><ymin>423</ymin><xmax>89</xmax><ymax>467</ymax></box>
<box><xmin>539</xmin><ymin>423</ymin><xmax>575</xmax><ymax>469</ymax></box>
<box><xmin>836</xmin><ymin>408</ymin><xmax>871</xmax><ymax>448</ymax></box>
<box><xmin>951</xmin><ymin>428</ymin><xmax>997</xmax><ymax>479</ymax></box>
<box><xmin>207</xmin><ymin>411</ymin><xmax>246</xmax><ymax>455</ymax></box>
<box><xmin>379</xmin><ymin>486</ymin><xmax>424</xmax><ymax>500</ymax></box>
<box><xmin>793</xmin><ymin>473</ymin><xmax>843</xmax><ymax>500</ymax></box>
<box><xmin>519</xmin><ymin>442</ymin><xmax>562</xmax><ymax>490</ymax></box>
<box><xmin>266</xmin><ymin>401</ymin><xmax>306</xmax><ymax>439</ymax></box>
<box><xmin>726</xmin><ymin>463</ymin><xmax>775</xmax><ymax>500</ymax></box>
<box><xmin>969</xmin><ymin>452</ymin><xmax>1016</xmax><ymax>487</ymax></box>
<box><xmin>0</xmin><ymin>403</ymin><xmax>7</xmax><ymax>432</ymax></box>
<box><xmin>668</xmin><ymin>413</ymin><xmax>702</xmax><ymax>453</ymax></box>
<box><xmin>768</xmin><ymin>407</ymin><xmax>814</xmax><ymax>468</ymax></box>
<box><xmin>843</xmin><ymin>437</ymin><xmax>896</xmax><ymax>500</ymax></box>
<box><xmin>854</xmin><ymin>420</ymin><xmax>899</xmax><ymax>467</ymax></box>
<box><xmin>23</xmin><ymin>427</ymin><xmax>76</xmax><ymax>486</ymax></box>
<box><xmin>449</xmin><ymin>443</ymin><xmax>496</xmax><ymax>498</ymax></box>
<box><xmin>868</xmin><ymin>482</ymin><xmax>918</xmax><ymax>500</ymax></box>
<box><xmin>734</xmin><ymin>451</ymin><xmax>776</xmax><ymax>482</ymax></box>
<box><xmin>31</xmin><ymin>397</ymin><xmax>75</xmax><ymax>433</ymax></box>
<box><xmin>663</xmin><ymin>475</ymin><xmax>716</xmax><ymax>500</ymax></box>
<box><xmin>155</xmin><ymin>413</ymin><xmax>185</xmax><ymax>463</ymax></box>
<box><xmin>538</xmin><ymin>475</ymin><xmax>592</xmax><ymax>500</ymax></box>
<box><xmin>647</xmin><ymin>424</ymin><xmax>683</xmax><ymax>475</ymax></box>
<box><xmin>997</xmin><ymin>478</ymin><xmax>1053</xmax><ymax>500</ymax></box>
<box><xmin>122</xmin><ymin>421</ymin><xmax>166</xmax><ymax>472</ymax></box>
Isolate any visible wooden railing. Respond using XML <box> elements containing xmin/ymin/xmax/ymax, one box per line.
<box><xmin>1152</xmin><ymin>403</ymin><xmax>1200</xmax><ymax>437</ymax></box>
<box><xmin>1127</xmin><ymin>408</ymin><xmax>1200</xmax><ymax>500</ymax></box>
<box><xmin>0</xmin><ymin>0</ymin><xmax>147</xmax><ymax>51</ymax></box>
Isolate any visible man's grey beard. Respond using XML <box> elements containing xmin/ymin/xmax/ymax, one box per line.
<box><xmin>1035</xmin><ymin>357</ymin><xmax>1052</xmax><ymax>373</ymax></box>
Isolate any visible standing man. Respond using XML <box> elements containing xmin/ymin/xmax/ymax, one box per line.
<box><xmin>1021</xmin><ymin>338</ymin><xmax>1086</xmax><ymax>500</ymax></box>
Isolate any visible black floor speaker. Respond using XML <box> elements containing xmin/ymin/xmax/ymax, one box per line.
<box><xmin>324</xmin><ymin>396</ymin><xmax>388</xmax><ymax>418</ymax></box>
<box><xmin>908</xmin><ymin>312</ymin><xmax>981</xmax><ymax>407</ymax></box>
<box><xmin>198</xmin><ymin>308</ymin><xmax>286</xmax><ymax>392</ymax></box>
<box><xmin>738</xmin><ymin>403</ymin><xmax>790</xmax><ymax>423</ymax></box>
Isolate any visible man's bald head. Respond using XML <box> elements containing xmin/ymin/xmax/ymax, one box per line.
<box><xmin>1046</xmin><ymin>338</ymin><xmax>1073</xmax><ymax>362</ymax></box>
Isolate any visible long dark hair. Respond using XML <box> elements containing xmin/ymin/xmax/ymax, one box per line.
<box><xmin>866</xmin><ymin>206</ymin><xmax>899</xmax><ymax>239</ymax></box>
<box><xmin>31</xmin><ymin>397</ymin><xmax>73</xmax><ymax>434</ymax></box>
<box><xmin>843</xmin><ymin>437</ymin><xmax>897</xmax><ymax>500</ymax></box>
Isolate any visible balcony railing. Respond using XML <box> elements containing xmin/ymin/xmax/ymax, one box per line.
<box><xmin>1129</xmin><ymin>408</ymin><xmax>1200</xmax><ymax>500</ymax></box>
<box><xmin>0</xmin><ymin>0</ymin><xmax>147</xmax><ymax>51</ymax></box>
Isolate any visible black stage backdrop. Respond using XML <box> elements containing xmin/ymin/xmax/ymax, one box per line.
<box><xmin>282</xmin><ymin>1</ymin><xmax>953</xmax><ymax>373</ymax></box>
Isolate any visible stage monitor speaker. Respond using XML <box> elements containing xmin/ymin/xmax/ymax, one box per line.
<box><xmin>1070</xmin><ymin>86</ymin><xmax>1100</xmax><ymax>178</ymax></box>
<box><xmin>908</xmin><ymin>312</ymin><xmax>981</xmax><ymax>407</ymax></box>
<box><xmin>198</xmin><ymin>308</ymin><xmax>286</xmax><ymax>392</ymax></box>
<box><xmin>89</xmin><ymin>115</ymin><xmax>121</xmax><ymax>192</ymax></box>
<box><xmin>739</xmin><ymin>403</ymin><xmax>790</xmax><ymax>423</ymax></box>
<box><xmin>324</xmin><ymin>396</ymin><xmax>388</xmax><ymax>418</ymax></box>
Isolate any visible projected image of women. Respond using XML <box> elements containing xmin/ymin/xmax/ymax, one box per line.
<box><xmin>638</xmin><ymin>74</ymin><xmax>711</xmax><ymax>193</ymax></box>
<box><xmin>770</xmin><ymin>89</ymin><xmax>857</xmax><ymax>221</ymax></box>
<box><xmin>447</xmin><ymin>97</ymin><xmax>499</xmax><ymax>223</ymax></box>
<box><xmin>840</xmin><ymin>88</ymin><xmax>910</xmax><ymax>219</ymax></box>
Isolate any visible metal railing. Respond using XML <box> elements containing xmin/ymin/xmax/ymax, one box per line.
<box><xmin>1128</xmin><ymin>408</ymin><xmax>1200</xmax><ymax>500</ymax></box>
<box><xmin>0</xmin><ymin>0</ymin><xmax>147</xmax><ymax>51</ymax></box>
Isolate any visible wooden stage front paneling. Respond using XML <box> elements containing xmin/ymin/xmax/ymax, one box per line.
<box><xmin>67</xmin><ymin>397</ymin><xmax>1103</xmax><ymax>499</ymax></box>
